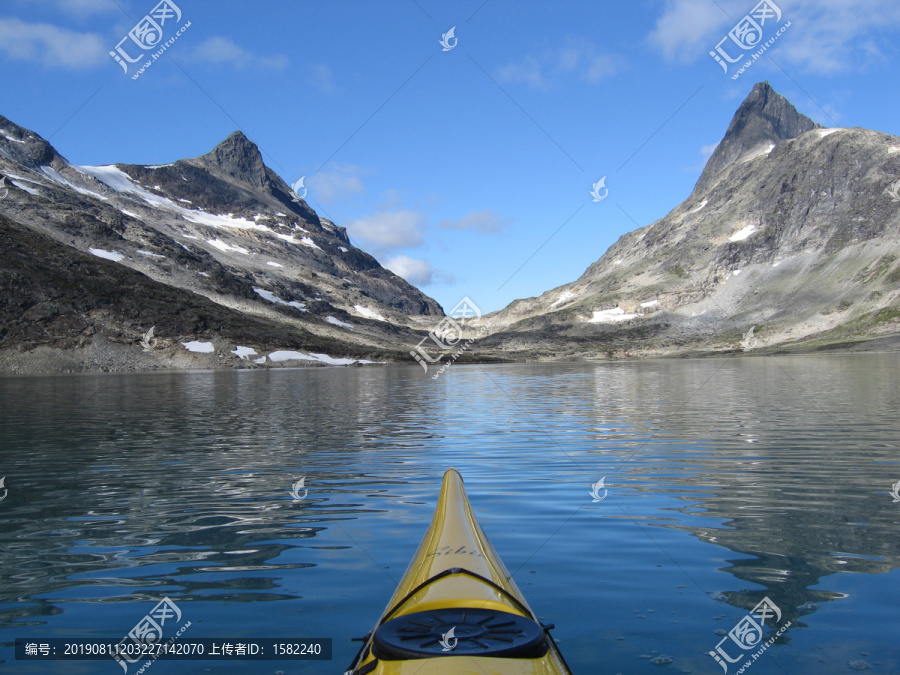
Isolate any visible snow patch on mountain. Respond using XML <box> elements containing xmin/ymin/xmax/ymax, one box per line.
<box><xmin>729</xmin><ymin>224</ymin><xmax>757</xmax><ymax>242</ymax></box>
<box><xmin>42</xmin><ymin>166</ymin><xmax>108</xmax><ymax>201</ymax></box>
<box><xmin>207</xmin><ymin>238</ymin><xmax>249</xmax><ymax>255</ymax></box>
<box><xmin>253</xmin><ymin>288</ymin><xmax>307</xmax><ymax>311</ymax></box>
<box><xmin>182</xmin><ymin>340</ymin><xmax>214</xmax><ymax>353</ymax></box>
<box><xmin>354</xmin><ymin>305</ymin><xmax>386</xmax><ymax>321</ymax></box>
<box><xmin>586</xmin><ymin>307</ymin><xmax>638</xmax><ymax>323</ymax></box>
<box><xmin>89</xmin><ymin>248</ymin><xmax>124</xmax><ymax>262</ymax></box>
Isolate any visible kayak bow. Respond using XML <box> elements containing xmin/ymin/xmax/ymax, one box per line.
<box><xmin>345</xmin><ymin>469</ymin><xmax>572</xmax><ymax>675</ymax></box>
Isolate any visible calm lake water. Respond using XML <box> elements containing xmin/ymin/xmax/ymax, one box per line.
<box><xmin>1</xmin><ymin>355</ymin><xmax>899</xmax><ymax>674</ymax></box>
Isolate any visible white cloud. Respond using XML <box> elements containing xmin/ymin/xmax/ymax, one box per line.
<box><xmin>384</xmin><ymin>255</ymin><xmax>433</xmax><ymax>286</ymax></box>
<box><xmin>648</xmin><ymin>0</ymin><xmax>900</xmax><ymax>74</ymax></box>
<box><xmin>0</xmin><ymin>17</ymin><xmax>106</xmax><ymax>68</ymax></box>
<box><xmin>497</xmin><ymin>55</ymin><xmax>547</xmax><ymax>89</ymax></box>
<box><xmin>308</xmin><ymin>63</ymin><xmax>336</xmax><ymax>94</ymax></box>
<box><xmin>344</xmin><ymin>210</ymin><xmax>425</xmax><ymax>248</ymax></box>
<box><xmin>186</xmin><ymin>36</ymin><xmax>288</xmax><ymax>70</ymax></box>
<box><xmin>497</xmin><ymin>36</ymin><xmax>623</xmax><ymax>90</ymax></box>
<box><xmin>701</xmin><ymin>142</ymin><xmax>718</xmax><ymax>157</ymax></box>
<box><xmin>647</xmin><ymin>0</ymin><xmax>730</xmax><ymax>62</ymax></box>
<box><xmin>306</xmin><ymin>165</ymin><xmax>365</xmax><ymax>204</ymax></box>
<box><xmin>437</xmin><ymin>209</ymin><xmax>510</xmax><ymax>233</ymax></box>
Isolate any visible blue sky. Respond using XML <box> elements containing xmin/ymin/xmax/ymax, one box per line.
<box><xmin>1</xmin><ymin>0</ymin><xmax>899</xmax><ymax>313</ymax></box>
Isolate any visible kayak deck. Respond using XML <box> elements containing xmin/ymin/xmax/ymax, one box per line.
<box><xmin>345</xmin><ymin>469</ymin><xmax>571</xmax><ymax>674</ymax></box>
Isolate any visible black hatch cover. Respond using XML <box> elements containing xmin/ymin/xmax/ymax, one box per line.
<box><xmin>372</xmin><ymin>608</ymin><xmax>548</xmax><ymax>660</ymax></box>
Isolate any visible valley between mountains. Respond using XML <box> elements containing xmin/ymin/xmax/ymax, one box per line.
<box><xmin>1</xmin><ymin>82</ymin><xmax>898</xmax><ymax>374</ymax></box>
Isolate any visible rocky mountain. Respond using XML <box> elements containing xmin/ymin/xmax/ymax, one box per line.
<box><xmin>695</xmin><ymin>81</ymin><xmax>821</xmax><ymax>193</ymax></box>
<box><xmin>3</xmin><ymin>81</ymin><xmax>898</xmax><ymax>374</ymax></box>
<box><xmin>0</xmin><ymin>115</ymin><xmax>443</xmax><ymax>373</ymax></box>
<box><xmin>480</xmin><ymin>82</ymin><xmax>900</xmax><ymax>358</ymax></box>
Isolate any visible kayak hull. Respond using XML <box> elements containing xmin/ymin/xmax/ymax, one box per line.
<box><xmin>345</xmin><ymin>469</ymin><xmax>571</xmax><ymax>675</ymax></box>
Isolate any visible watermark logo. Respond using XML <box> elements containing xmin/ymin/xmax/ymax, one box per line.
<box><xmin>710</xmin><ymin>1</ymin><xmax>790</xmax><ymax>80</ymax></box>
<box><xmin>289</xmin><ymin>476</ymin><xmax>308</xmax><ymax>502</ymax></box>
<box><xmin>439</xmin><ymin>626</ymin><xmax>457</xmax><ymax>651</ymax></box>
<box><xmin>291</xmin><ymin>177</ymin><xmax>307</xmax><ymax>202</ymax></box>
<box><xmin>113</xmin><ymin>597</ymin><xmax>191</xmax><ymax>673</ymax></box>
<box><xmin>741</xmin><ymin>326</ymin><xmax>758</xmax><ymax>352</ymax></box>
<box><xmin>0</xmin><ymin>476</ymin><xmax>7</xmax><ymax>502</ymax></box>
<box><xmin>590</xmin><ymin>477</ymin><xmax>608</xmax><ymax>502</ymax></box>
<box><xmin>709</xmin><ymin>597</ymin><xmax>791</xmax><ymax>674</ymax></box>
<box><xmin>110</xmin><ymin>1</ymin><xmax>191</xmax><ymax>80</ymax></box>
<box><xmin>590</xmin><ymin>176</ymin><xmax>608</xmax><ymax>202</ymax></box>
<box><xmin>0</xmin><ymin>176</ymin><xmax>8</xmax><ymax>201</ymax></box>
<box><xmin>440</xmin><ymin>26</ymin><xmax>458</xmax><ymax>51</ymax></box>
<box><xmin>887</xmin><ymin>179</ymin><xmax>900</xmax><ymax>203</ymax></box>
<box><xmin>139</xmin><ymin>326</ymin><xmax>158</xmax><ymax>352</ymax></box>
<box><xmin>410</xmin><ymin>297</ymin><xmax>487</xmax><ymax>379</ymax></box>
<box><xmin>890</xmin><ymin>480</ymin><xmax>900</xmax><ymax>503</ymax></box>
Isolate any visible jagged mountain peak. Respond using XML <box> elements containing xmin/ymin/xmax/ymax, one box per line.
<box><xmin>481</xmin><ymin>84</ymin><xmax>899</xmax><ymax>357</ymax></box>
<box><xmin>0</xmin><ymin>113</ymin><xmax>67</xmax><ymax>171</ymax></box>
<box><xmin>695</xmin><ymin>81</ymin><xmax>820</xmax><ymax>193</ymax></box>
<box><xmin>186</xmin><ymin>130</ymin><xmax>269</xmax><ymax>188</ymax></box>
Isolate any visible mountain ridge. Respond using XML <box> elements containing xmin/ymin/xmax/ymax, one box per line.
<box><xmin>477</xmin><ymin>82</ymin><xmax>900</xmax><ymax>359</ymax></box>
<box><xmin>2</xmin><ymin>81</ymin><xmax>898</xmax><ymax>373</ymax></box>
<box><xmin>0</xmin><ymin>115</ymin><xmax>445</xmax><ymax>373</ymax></box>
<box><xmin>695</xmin><ymin>81</ymin><xmax>821</xmax><ymax>193</ymax></box>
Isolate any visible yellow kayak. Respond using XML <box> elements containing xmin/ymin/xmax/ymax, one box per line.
<box><xmin>345</xmin><ymin>469</ymin><xmax>572</xmax><ymax>675</ymax></box>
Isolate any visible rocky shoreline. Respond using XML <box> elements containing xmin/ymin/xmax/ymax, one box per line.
<box><xmin>2</xmin><ymin>331</ymin><xmax>897</xmax><ymax>377</ymax></box>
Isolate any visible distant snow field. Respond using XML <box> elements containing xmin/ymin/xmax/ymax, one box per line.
<box><xmin>77</xmin><ymin>165</ymin><xmax>277</xmax><ymax>238</ymax></box>
<box><xmin>740</xmin><ymin>143</ymin><xmax>775</xmax><ymax>163</ymax></box>
<box><xmin>181</xmin><ymin>341</ymin><xmax>214</xmax><ymax>353</ymax></box>
<box><xmin>231</xmin><ymin>346</ymin><xmax>257</xmax><ymax>360</ymax></box>
<box><xmin>88</xmin><ymin>248</ymin><xmax>124</xmax><ymax>262</ymax></box>
<box><xmin>253</xmin><ymin>288</ymin><xmax>306</xmax><ymax>311</ymax></box>
<box><xmin>10</xmin><ymin>180</ymin><xmax>39</xmax><ymax>195</ymax></box>
<box><xmin>265</xmin><ymin>350</ymin><xmax>368</xmax><ymax>366</ymax></box>
<box><xmin>299</xmin><ymin>237</ymin><xmax>321</xmax><ymax>250</ymax></box>
<box><xmin>42</xmin><ymin>165</ymin><xmax>108</xmax><ymax>201</ymax></box>
<box><xmin>183</xmin><ymin>210</ymin><xmax>265</xmax><ymax>231</ymax></box>
<box><xmin>268</xmin><ymin>351</ymin><xmax>317</xmax><ymax>363</ymax></box>
<box><xmin>354</xmin><ymin>305</ymin><xmax>386</xmax><ymax>321</ymax></box>
<box><xmin>586</xmin><ymin>307</ymin><xmax>638</xmax><ymax>323</ymax></box>
<box><xmin>309</xmin><ymin>353</ymin><xmax>356</xmax><ymax>365</ymax></box>
<box><xmin>551</xmin><ymin>291</ymin><xmax>576</xmax><ymax>308</ymax></box>
<box><xmin>326</xmin><ymin>316</ymin><xmax>353</xmax><ymax>329</ymax></box>
<box><xmin>266</xmin><ymin>261</ymin><xmax>284</xmax><ymax>267</ymax></box>
<box><xmin>2</xmin><ymin>172</ymin><xmax>43</xmax><ymax>184</ymax></box>
<box><xmin>729</xmin><ymin>224</ymin><xmax>756</xmax><ymax>242</ymax></box>
<box><xmin>207</xmin><ymin>238</ymin><xmax>249</xmax><ymax>255</ymax></box>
